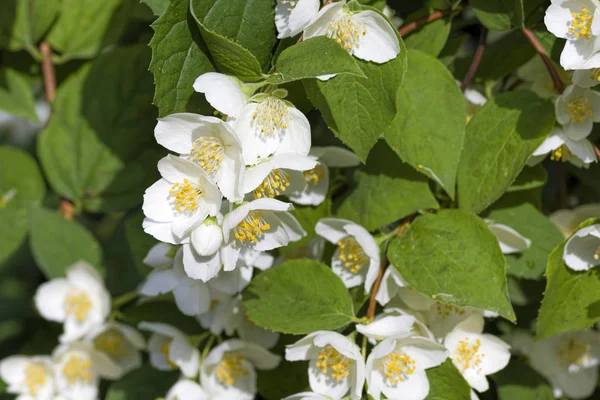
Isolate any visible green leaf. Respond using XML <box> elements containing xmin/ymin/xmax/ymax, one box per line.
<box><xmin>121</xmin><ymin>299</ymin><xmax>204</xmax><ymax>334</ymax></box>
<box><xmin>403</xmin><ymin>9</ymin><xmax>451</xmax><ymax>57</ymax></box>
<box><xmin>38</xmin><ymin>45</ymin><xmax>161</xmax><ymax>212</ymax></box>
<box><xmin>304</xmin><ymin>47</ymin><xmax>408</xmax><ymax>161</ymax></box>
<box><xmin>243</xmin><ymin>259</ymin><xmax>355</xmax><ymax>334</ymax></box>
<box><xmin>142</xmin><ymin>0</ymin><xmax>170</xmax><ymax>16</ymax></box>
<box><xmin>268</xmin><ymin>37</ymin><xmax>366</xmax><ymax>84</ymax></box>
<box><xmin>388</xmin><ymin>209</ymin><xmax>515</xmax><ymax>320</ymax></box>
<box><xmin>0</xmin><ymin>146</ymin><xmax>45</xmax><ymax>209</ymax></box>
<box><xmin>508</xmin><ymin>164</ymin><xmax>547</xmax><ymax>192</ymax></box>
<box><xmin>457</xmin><ymin>91</ymin><xmax>554</xmax><ymax>214</ymax></box>
<box><xmin>0</xmin><ymin>0</ymin><xmax>61</xmax><ymax>52</ymax></box>
<box><xmin>494</xmin><ymin>358</ymin><xmax>555</xmax><ymax>400</ymax></box>
<box><xmin>486</xmin><ymin>203</ymin><xmax>563</xmax><ymax>279</ymax></box>
<box><xmin>30</xmin><ymin>208</ymin><xmax>102</xmax><ymax>279</ymax></box>
<box><xmin>426</xmin><ymin>360</ymin><xmax>471</xmax><ymax>400</ymax></box>
<box><xmin>384</xmin><ymin>49</ymin><xmax>466</xmax><ymax>198</ymax></box>
<box><xmin>124</xmin><ymin>210</ymin><xmax>156</xmax><ymax>276</ymax></box>
<box><xmin>0</xmin><ymin>209</ymin><xmax>27</xmax><ymax>267</ymax></box>
<box><xmin>537</xmin><ymin>218</ymin><xmax>600</xmax><ymax>339</ymax></box>
<box><xmin>280</xmin><ymin>200</ymin><xmax>331</xmax><ymax>259</ymax></box>
<box><xmin>0</xmin><ymin>69</ymin><xmax>38</xmax><ymax>121</ymax></box>
<box><xmin>149</xmin><ymin>0</ymin><xmax>215</xmax><ymax>117</ymax></box>
<box><xmin>105</xmin><ymin>365</ymin><xmax>178</xmax><ymax>400</ymax></box>
<box><xmin>470</xmin><ymin>0</ymin><xmax>524</xmax><ymax>30</ymax></box>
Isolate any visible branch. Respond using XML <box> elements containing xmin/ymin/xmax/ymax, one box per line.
<box><xmin>522</xmin><ymin>27</ymin><xmax>564</xmax><ymax>94</ymax></box>
<box><xmin>398</xmin><ymin>3</ymin><xmax>466</xmax><ymax>37</ymax></box>
<box><xmin>594</xmin><ymin>143</ymin><xmax>600</xmax><ymax>160</ymax></box>
<box><xmin>461</xmin><ymin>28</ymin><xmax>487</xmax><ymax>92</ymax></box>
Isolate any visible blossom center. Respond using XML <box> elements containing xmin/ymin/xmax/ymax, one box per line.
<box><xmin>190</xmin><ymin>136</ymin><xmax>224</xmax><ymax>177</ymax></box>
<box><xmin>380</xmin><ymin>351</ymin><xmax>417</xmax><ymax>384</ymax></box>
<box><xmin>216</xmin><ymin>354</ymin><xmax>249</xmax><ymax>385</ymax></box>
<box><xmin>62</xmin><ymin>355</ymin><xmax>93</xmax><ymax>385</ymax></box>
<box><xmin>336</xmin><ymin>237</ymin><xmax>368</xmax><ymax>274</ymax></box>
<box><xmin>436</xmin><ymin>303</ymin><xmax>466</xmax><ymax>319</ymax></box>
<box><xmin>304</xmin><ymin>165</ymin><xmax>324</xmax><ymax>185</ymax></box>
<box><xmin>327</xmin><ymin>14</ymin><xmax>366</xmax><ymax>52</ymax></box>
<box><xmin>159</xmin><ymin>339</ymin><xmax>177</xmax><ymax>369</ymax></box>
<box><xmin>254</xmin><ymin>169</ymin><xmax>291</xmax><ymax>199</ymax></box>
<box><xmin>315</xmin><ymin>346</ymin><xmax>352</xmax><ymax>381</ymax></box>
<box><xmin>234</xmin><ymin>211</ymin><xmax>271</xmax><ymax>243</ymax></box>
<box><xmin>22</xmin><ymin>363</ymin><xmax>47</xmax><ymax>395</ymax></box>
<box><xmin>94</xmin><ymin>329</ymin><xmax>127</xmax><ymax>359</ymax></box>
<box><xmin>591</xmin><ymin>68</ymin><xmax>600</xmax><ymax>81</ymax></box>
<box><xmin>550</xmin><ymin>145</ymin><xmax>572</xmax><ymax>162</ymax></box>
<box><xmin>65</xmin><ymin>290</ymin><xmax>92</xmax><ymax>322</ymax></box>
<box><xmin>281</xmin><ymin>0</ymin><xmax>297</xmax><ymax>12</ymax></box>
<box><xmin>567</xmin><ymin>97</ymin><xmax>593</xmax><ymax>122</ymax></box>
<box><xmin>252</xmin><ymin>97</ymin><xmax>289</xmax><ymax>137</ymax></box>
<box><xmin>169</xmin><ymin>178</ymin><xmax>204</xmax><ymax>213</ymax></box>
<box><xmin>454</xmin><ymin>337</ymin><xmax>484</xmax><ymax>372</ymax></box>
<box><xmin>557</xmin><ymin>338</ymin><xmax>591</xmax><ymax>367</ymax></box>
<box><xmin>569</xmin><ymin>8</ymin><xmax>593</xmax><ymax>40</ymax></box>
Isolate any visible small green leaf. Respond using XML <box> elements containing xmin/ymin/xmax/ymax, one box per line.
<box><xmin>30</xmin><ymin>208</ymin><xmax>102</xmax><ymax>279</ymax></box>
<box><xmin>0</xmin><ymin>69</ymin><xmax>38</xmax><ymax>121</ymax></box>
<box><xmin>494</xmin><ymin>358</ymin><xmax>555</xmax><ymax>400</ymax></box>
<box><xmin>142</xmin><ymin>0</ymin><xmax>170</xmax><ymax>16</ymax></box>
<box><xmin>537</xmin><ymin>218</ymin><xmax>600</xmax><ymax>339</ymax></box>
<box><xmin>0</xmin><ymin>0</ymin><xmax>61</xmax><ymax>52</ymax></box>
<box><xmin>470</xmin><ymin>0</ymin><xmax>524</xmax><ymax>31</ymax></box>
<box><xmin>243</xmin><ymin>259</ymin><xmax>355</xmax><ymax>334</ymax></box>
<box><xmin>457</xmin><ymin>91</ymin><xmax>554</xmax><ymax>214</ymax></box>
<box><xmin>403</xmin><ymin>9</ymin><xmax>451</xmax><ymax>57</ymax></box>
<box><xmin>388</xmin><ymin>209</ymin><xmax>515</xmax><ymax>321</ymax></box>
<box><xmin>105</xmin><ymin>365</ymin><xmax>179</xmax><ymax>400</ymax></box>
<box><xmin>268</xmin><ymin>37</ymin><xmax>366</xmax><ymax>84</ymax></box>
<box><xmin>426</xmin><ymin>360</ymin><xmax>472</xmax><ymax>400</ymax></box>
<box><xmin>384</xmin><ymin>49</ymin><xmax>466</xmax><ymax>198</ymax></box>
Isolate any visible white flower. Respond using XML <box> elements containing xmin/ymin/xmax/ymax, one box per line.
<box><xmin>275</xmin><ymin>0</ymin><xmax>321</xmax><ymax>38</ymax></box>
<box><xmin>194</xmin><ymin>73</ymin><xmax>311</xmax><ymax>165</ymax></box>
<box><xmin>220</xmin><ymin>198</ymin><xmax>305</xmax><ymax>271</ymax></box>
<box><xmin>375</xmin><ymin>267</ymin><xmax>435</xmax><ymax>311</ymax></box>
<box><xmin>444</xmin><ymin>314</ymin><xmax>511</xmax><ymax>393</ymax></box>
<box><xmin>155</xmin><ymin>113</ymin><xmax>245</xmax><ymax>202</ymax></box>
<box><xmin>528</xmin><ymin>126</ymin><xmax>598</xmax><ymax>168</ymax></box>
<box><xmin>166</xmin><ymin>379</ymin><xmax>208</xmax><ymax>400</ymax></box>
<box><xmin>382</xmin><ymin>4</ymin><xmax>403</xmax><ymax>29</ymax></box>
<box><xmin>303</xmin><ymin>0</ymin><xmax>400</xmax><ymax>64</ymax></box>
<box><xmin>555</xmin><ymin>84</ymin><xmax>600</xmax><ymax>140</ymax></box>
<box><xmin>142</xmin><ymin>155</ymin><xmax>222</xmax><ymax>244</ymax></box>
<box><xmin>201</xmin><ymin>340</ymin><xmax>280</xmax><ymax>400</ymax></box>
<box><xmin>283</xmin><ymin>393</ymin><xmax>334</xmax><ymax>400</ymax></box>
<box><xmin>425</xmin><ymin>304</ymin><xmax>478</xmax><ymax>341</ymax></box>
<box><xmin>52</xmin><ymin>342</ymin><xmax>121</xmax><ymax>400</ymax></box>
<box><xmin>485</xmin><ymin>220</ymin><xmax>532</xmax><ymax>254</ymax></box>
<box><xmin>356</xmin><ymin>309</ymin><xmax>416</xmax><ymax>342</ymax></box>
<box><xmin>143</xmin><ymin>242</ymin><xmax>175</xmax><ymax>270</ymax></box>
<box><xmin>34</xmin><ymin>261</ymin><xmax>110</xmax><ymax>343</ymax></box>
<box><xmin>139</xmin><ymin>322</ymin><xmax>200</xmax><ymax>378</ymax></box>
<box><xmin>222</xmin><ymin>296</ymin><xmax>280</xmax><ymax>349</ymax></box>
<box><xmin>529</xmin><ymin>330</ymin><xmax>600</xmax><ymax>399</ymax></box>
<box><xmin>0</xmin><ymin>355</ymin><xmax>55</xmax><ymax>400</ymax></box>
<box><xmin>573</xmin><ymin>67</ymin><xmax>600</xmax><ymax>87</ymax></box>
<box><xmin>563</xmin><ymin>223</ymin><xmax>600</xmax><ymax>270</ymax></box>
<box><xmin>288</xmin><ymin>146</ymin><xmax>360</xmax><ymax>206</ymax></box>
<box><xmin>550</xmin><ymin>203</ymin><xmax>600</xmax><ymax>237</ymax></box>
<box><xmin>285</xmin><ymin>331</ymin><xmax>365</xmax><ymax>400</ymax></box>
<box><xmin>84</xmin><ymin>322</ymin><xmax>145</xmax><ymax>378</ymax></box>
<box><xmin>366</xmin><ymin>334</ymin><xmax>448</xmax><ymax>400</ymax></box>
<box><xmin>315</xmin><ymin>218</ymin><xmax>380</xmax><ymax>291</ymax></box>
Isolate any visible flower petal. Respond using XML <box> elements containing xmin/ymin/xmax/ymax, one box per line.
<box><xmin>193</xmin><ymin>73</ymin><xmax>246</xmax><ymax>118</ymax></box>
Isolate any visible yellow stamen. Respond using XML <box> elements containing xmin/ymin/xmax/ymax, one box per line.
<box><xmin>252</xmin><ymin>97</ymin><xmax>289</xmax><ymax>137</ymax></box>
<box><xmin>94</xmin><ymin>329</ymin><xmax>127</xmax><ymax>359</ymax></box>
<box><xmin>336</xmin><ymin>237</ymin><xmax>368</xmax><ymax>274</ymax></box>
<box><xmin>327</xmin><ymin>14</ymin><xmax>366</xmax><ymax>52</ymax></box>
<box><xmin>557</xmin><ymin>338</ymin><xmax>591</xmax><ymax>367</ymax></box>
<box><xmin>550</xmin><ymin>145</ymin><xmax>572</xmax><ymax>162</ymax></box>
<box><xmin>568</xmin><ymin>97</ymin><xmax>593</xmax><ymax>123</ymax></box>
<box><xmin>159</xmin><ymin>339</ymin><xmax>177</xmax><ymax>369</ymax></box>
<box><xmin>233</xmin><ymin>211</ymin><xmax>271</xmax><ymax>244</ymax></box>
<box><xmin>281</xmin><ymin>0</ymin><xmax>297</xmax><ymax>12</ymax></box>
<box><xmin>169</xmin><ymin>178</ymin><xmax>204</xmax><ymax>213</ymax></box>
<box><xmin>216</xmin><ymin>354</ymin><xmax>248</xmax><ymax>385</ymax></box>
<box><xmin>62</xmin><ymin>356</ymin><xmax>93</xmax><ymax>385</ymax></box>
<box><xmin>436</xmin><ymin>303</ymin><xmax>465</xmax><ymax>319</ymax></box>
<box><xmin>304</xmin><ymin>165</ymin><xmax>324</xmax><ymax>185</ymax></box>
<box><xmin>22</xmin><ymin>363</ymin><xmax>47</xmax><ymax>394</ymax></box>
<box><xmin>591</xmin><ymin>68</ymin><xmax>600</xmax><ymax>81</ymax></box>
<box><xmin>315</xmin><ymin>346</ymin><xmax>352</xmax><ymax>381</ymax></box>
<box><xmin>380</xmin><ymin>351</ymin><xmax>417</xmax><ymax>383</ymax></box>
<box><xmin>254</xmin><ymin>169</ymin><xmax>291</xmax><ymax>199</ymax></box>
<box><xmin>190</xmin><ymin>136</ymin><xmax>224</xmax><ymax>177</ymax></box>
<box><xmin>569</xmin><ymin>8</ymin><xmax>594</xmax><ymax>40</ymax></box>
<box><xmin>453</xmin><ymin>338</ymin><xmax>484</xmax><ymax>372</ymax></box>
<box><xmin>593</xmin><ymin>246</ymin><xmax>600</xmax><ymax>261</ymax></box>
<box><xmin>65</xmin><ymin>291</ymin><xmax>92</xmax><ymax>322</ymax></box>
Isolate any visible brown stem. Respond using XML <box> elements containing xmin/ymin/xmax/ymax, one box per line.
<box><xmin>40</xmin><ymin>42</ymin><xmax>56</xmax><ymax>103</ymax></box>
<box><xmin>522</xmin><ymin>27</ymin><xmax>564</xmax><ymax>94</ymax></box>
<box><xmin>461</xmin><ymin>28</ymin><xmax>487</xmax><ymax>92</ymax></box>
<box><xmin>594</xmin><ymin>143</ymin><xmax>600</xmax><ymax>160</ymax></box>
<box><xmin>398</xmin><ymin>3</ymin><xmax>465</xmax><ymax>37</ymax></box>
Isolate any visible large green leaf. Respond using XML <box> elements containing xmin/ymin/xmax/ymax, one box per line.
<box><xmin>0</xmin><ymin>0</ymin><xmax>61</xmax><ymax>52</ymax></box>
<box><xmin>470</xmin><ymin>0</ymin><xmax>524</xmax><ymax>30</ymax></box>
<box><xmin>426</xmin><ymin>360</ymin><xmax>471</xmax><ymax>400</ymax></box>
<box><xmin>494</xmin><ymin>358</ymin><xmax>555</xmax><ymax>400</ymax></box>
<box><xmin>537</xmin><ymin>219</ymin><xmax>600</xmax><ymax>339</ymax></box>
<box><xmin>403</xmin><ymin>9</ymin><xmax>451</xmax><ymax>57</ymax></box>
<box><xmin>384</xmin><ymin>49</ymin><xmax>465</xmax><ymax>198</ymax></box>
<box><xmin>243</xmin><ymin>259</ymin><xmax>355</xmax><ymax>334</ymax></box>
<box><xmin>38</xmin><ymin>45</ymin><xmax>161</xmax><ymax>212</ymax></box>
<box><xmin>457</xmin><ymin>91</ymin><xmax>553</xmax><ymax>214</ymax></box>
<box><xmin>29</xmin><ymin>208</ymin><xmax>102</xmax><ymax>279</ymax></box>
<box><xmin>0</xmin><ymin>68</ymin><xmax>38</xmax><ymax>121</ymax></box>
<box><xmin>388</xmin><ymin>210</ymin><xmax>515</xmax><ymax>320</ymax></box>
<box><xmin>105</xmin><ymin>365</ymin><xmax>178</xmax><ymax>400</ymax></box>
<box><xmin>149</xmin><ymin>0</ymin><xmax>215</xmax><ymax>117</ymax></box>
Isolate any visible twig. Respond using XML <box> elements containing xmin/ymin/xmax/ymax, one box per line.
<box><xmin>522</xmin><ymin>27</ymin><xmax>564</xmax><ymax>94</ymax></box>
<box><xmin>398</xmin><ymin>3</ymin><xmax>465</xmax><ymax>37</ymax></box>
<box><xmin>461</xmin><ymin>28</ymin><xmax>487</xmax><ymax>92</ymax></box>
<box><xmin>594</xmin><ymin>143</ymin><xmax>600</xmax><ymax>160</ymax></box>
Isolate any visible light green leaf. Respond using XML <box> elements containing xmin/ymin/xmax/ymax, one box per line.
<box><xmin>403</xmin><ymin>9</ymin><xmax>451</xmax><ymax>57</ymax></box>
<box><xmin>508</xmin><ymin>164</ymin><xmax>547</xmax><ymax>192</ymax></box>
<box><xmin>0</xmin><ymin>0</ymin><xmax>61</xmax><ymax>52</ymax></box>
<box><xmin>0</xmin><ymin>208</ymin><xmax>28</xmax><ymax>267</ymax></box>
<box><xmin>30</xmin><ymin>208</ymin><xmax>102</xmax><ymax>279</ymax></box>
<box><xmin>388</xmin><ymin>209</ymin><xmax>515</xmax><ymax>321</ymax></box>
<box><xmin>470</xmin><ymin>0</ymin><xmax>524</xmax><ymax>30</ymax></box>
<box><xmin>494</xmin><ymin>358</ymin><xmax>555</xmax><ymax>400</ymax></box>
<box><xmin>384</xmin><ymin>49</ymin><xmax>465</xmax><ymax>198</ymax></box>
<box><xmin>38</xmin><ymin>45</ymin><xmax>161</xmax><ymax>212</ymax></box>
<box><xmin>243</xmin><ymin>259</ymin><xmax>355</xmax><ymax>334</ymax></box>
<box><xmin>142</xmin><ymin>0</ymin><xmax>170</xmax><ymax>16</ymax></box>
<box><xmin>486</xmin><ymin>203</ymin><xmax>563</xmax><ymax>279</ymax></box>
<box><xmin>0</xmin><ymin>69</ymin><xmax>38</xmax><ymax>121</ymax></box>
<box><xmin>0</xmin><ymin>146</ymin><xmax>45</xmax><ymax>209</ymax></box>
<box><xmin>457</xmin><ymin>91</ymin><xmax>553</xmax><ymax>214</ymax></box>
<box><xmin>268</xmin><ymin>37</ymin><xmax>366</xmax><ymax>84</ymax></box>
<box><xmin>426</xmin><ymin>360</ymin><xmax>471</xmax><ymax>400</ymax></box>
<box><xmin>149</xmin><ymin>0</ymin><xmax>215</xmax><ymax>117</ymax></box>
<box><xmin>105</xmin><ymin>365</ymin><xmax>178</xmax><ymax>400</ymax></box>
<box><xmin>537</xmin><ymin>218</ymin><xmax>600</xmax><ymax>339</ymax></box>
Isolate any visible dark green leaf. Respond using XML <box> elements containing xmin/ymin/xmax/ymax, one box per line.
<box><xmin>403</xmin><ymin>9</ymin><xmax>451</xmax><ymax>57</ymax></box>
<box><xmin>508</xmin><ymin>164</ymin><xmax>547</xmax><ymax>192</ymax></box>
<box><xmin>426</xmin><ymin>360</ymin><xmax>471</xmax><ymax>400</ymax></box>
<box><xmin>142</xmin><ymin>0</ymin><xmax>170</xmax><ymax>16</ymax></box>
<box><xmin>0</xmin><ymin>146</ymin><xmax>45</xmax><ymax>209</ymax></box>
<box><xmin>0</xmin><ymin>0</ymin><xmax>61</xmax><ymax>52</ymax></box>
<box><xmin>279</xmin><ymin>200</ymin><xmax>331</xmax><ymax>259</ymax></box>
<box><xmin>470</xmin><ymin>0</ymin><xmax>524</xmax><ymax>30</ymax></box>
<box><xmin>0</xmin><ymin>68</ymin><xmax>38</xmax><ymax>121</ymax></box>
<box><xmin>121</xmin><ymin>299</ymin><xmax>204</xmax><ymax>334</ymax></box>
<box><xmin>105</xmin><ymin>365</ymin><xmax>179</xmax><ymax>400</ymax></box>
<box><xmin>0</xmin><ymin>208</ymin><xmax>28</xmax><ymax>267</ymax></box>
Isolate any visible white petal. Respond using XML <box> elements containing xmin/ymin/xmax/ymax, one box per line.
<box><xmin>233</xmin><ymin>104</ymin><xmax>281</xmax><ymax>165</ymax></box>
<box><xmin>564</xmin><ymin>119</ymin><xmax>594</xmax><ymax>141</ymax></box>
<box><xmin>573</xmin><ymin>69</ymin><xmax>600</xmax><ymax>88</ymax></box>
<box><xmin>276</xmin><ymin>108</ymin><xmax>312</xmax><ymax>157</ymax></box>
<box><xmin>566</xmin><ymin>137</ymin><xmax>598</xmax><ymax>164</ymax></box>
<box><xmin>287</xmin><ymin>163</ymin><xmax>329</xmax><ymax>206</ymax></box>
<box><xmin>170</xmin><ymin>339</ymin><xmax>200</xmax><ymax>378</ymax></box>
<box><xmin>254</xmin><ymin>211</ymin><xmax>305</xmax><ymax>251</ymax></box>
<box><xmin>315</xmin><ymin>218</ymin><xmax>352</xmax><ymax>244</ymax></box>
<box><xmin>243</xmin><ymin>153</ymin><xmax>317</xmax><ymax>194</ymax></box>
<box><xmin>303</xmin><ymin>2</ymin><xmax>346</xmax><ymax>39</ymax></box>
<box><xmin>310</xmin><ymin>146</ymin><xmax>361</xmax><ymax>168</ymax></box>
<box><xmin>182</xmin><ymin>244</ymin><xmax>222</xmax><ymax>282</ymax></box>
<box><xmin>154</xmin><ymin>113</ymin><xmax>200</xmax><ymax>154</ymax></box>
<box><xmin>532</xmin><ymin>129</ymin><xmax>565</xmax><ymax>156</ymax></box>
<box><xmin>353</xmin><ymin>11</ymin><xmax>401</xmax><ymax>63</ymax></box>
<box><xmin>191</xmin><ymin>223</ymin><xmax>223</xmax><ymax>256</ymax></box>
<box><xmin>143</xmin><ymin>243</ymin><xmax>173</xmax><ymax>269</ymax></box>
<box><xmin>35</xmin><ymin>279</ymin><xmax>69</xmax><ymax>322</ymax></box>
<box><xmin>138</xmin><ymin>268</ymin><xmax>181</xmax><ymax>296</ymax></box>
<box><xmin>488</xmin><ymin>223</ymin><xmax>532</xmax><ymax>254</ymax></box>
<box><xmin>173</xmin><ymin>282</ymin><xmax>211</xmax><ymax>316</ymax></box>
<box><xmin>166</xmin><ymin>379</ymin><xmax>208</xmax><ymax>400</ymax></box>
<box><xmin>356</xmin><ymin>314</ymin><xmax>416</xmax><ymax>340</ymax></box>
<box><xmin>544</xmin><ymin>2</ymin><xmax>574</xmax><ymax>39</ymax></box>
<box><xmin>193</xmin><ymin>73</ymin><xmax>246</xmax><ymax>118</ymax></box>
<box><xmin>563</xmin><ymin>224</ymin><xmax>600</xmax><ymax>271</ymax></box>
<box><xmin>308</xmin><ymin>362</ymin><xmax>351</xmax><ymax>400</ymax></box>
<box><xmin>0</xmin><ymin>356</ymin><xmax>28</xmax><ymax>386</ymax></box>
<box><xmin>143</xmin><ymin>218</ymin><xmax>181</xmax><ymax>244</ymax></box>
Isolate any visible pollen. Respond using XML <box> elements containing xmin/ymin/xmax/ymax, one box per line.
<box><xmin>252</xmin><ymin>97</ymin><xmax>290</xmax><ymax>137</ymax></box>
<box><xmin>550</xmin><ymin>145</ymin><xmax>572</xmax><ymax>162</ymax></box>
<box><xmin>315</xmin><ymin>346</ymin><xmax>352</xmax><ymax>381</ymax></box>
<box><xmin>281</xmin><ymin>0</ymin><xmax>297</xmax><ymax>12</ymax></box>
<box><xmin>336</xmin><ymin>237</ymin><xmax>368</xmax><ymax>274</ymax></box>
<box><xmin>94</xmin><ymin>329</ymin><xmax>127</xmax><ymax>359</ymax></box>
<box><xmin>436</xmin><ymin>303</ymin><xmax>465</xmax><ymax>319</ymax></box>
<box><xmin>304</xmin><ymin>165</ymin><xmax>324</xmax><ymax>185</ymax></box>
<box><xmin>567</xmin><ymin>97</ymin><xmax>593</xmax><ymax>123</ymax></box>
<box><xmin>453</xmin><ymin>337</ymin><xmax>484</xmax><ymax>372</ymax></box>
<box><xmin>169</xmin><ymin>178</ymin><xmax>204</xmax><ymax>213</ymax></box>
<box><xmin>557</xmin><ymin>338</ymin><xmax>591</xmax><ymax>367</ymax></box>
<box><xmin>591</xmin><ymin>68</ymin><xmax>600</xmax><ymax>81</ymax></box>
<box><xmin>62</xmin><ymin>355</ymin><xmax>93</xmax><ymax>385</ymax></box>
<box><xmin>594</xmin><ymin>247</ymin><xmax>600</xmax><ymax>261</ymax></box>
<box><xmin>569</xmin><ymin>8</ymin><xmax>593</xmax><ymax>40</ymax></box>
<box><xmin>234</xmin><ymin>211</ymin><xmax>271</xmax><ymax>244</ymax></box>
<box><xmin>254</xmin><ymin>169</ymin><xmax>291</xmax><ymax>199</ymax></box>
<box><xmin>216</xmin><ymin>354</ymin><xmax>249</xmax><ymax>386</ymax></box>
<box><xmin>65</xmin><ymin>291</ymin><xmax>92</xmax><ymax>322</ymax></box>
<box><xmin>190</xmin><ymin>136</ymin><xmax>224</xmax><ymax>177</ymax></box>
<box><xmin>380</xmin><ymin>351</ymin><xmax>417</xmax><ymax>384</ymax></box>
<box><xmin>327</xmin><ymin>14</ymin><xmax>366</xmax><ymax>52</ymax></box>
<box><xmin>22</xmin><ymin>363</ymin><xmax>47</xmax><ymax>395</ymax></box>
<box><xmin>159</xmin><ymin>339</ymin><xmax>177</xmax><ymax>369</ymax></box>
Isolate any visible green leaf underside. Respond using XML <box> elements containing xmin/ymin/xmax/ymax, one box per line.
<box><xmin>279</xmin><ymin>200</ymin><xmax>332</xmax><ymax>259</ymax></box>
